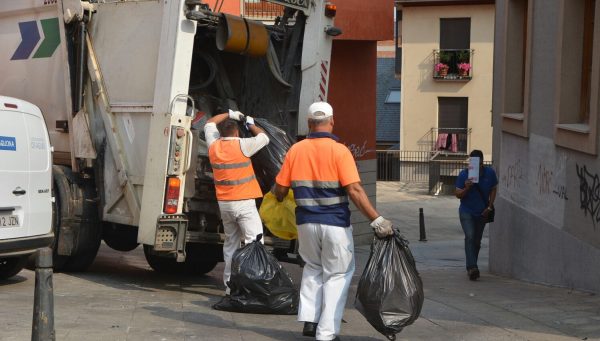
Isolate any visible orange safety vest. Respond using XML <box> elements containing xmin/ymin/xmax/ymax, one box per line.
<box><xmin>275</xmin><ymin>132</ymin><xmax>361</xmax><ymax>227</ymax></box>
<box><xmin>208</xmin><ymin>139</ymin><xmax>262</xmax><ymax>201</ymax></box>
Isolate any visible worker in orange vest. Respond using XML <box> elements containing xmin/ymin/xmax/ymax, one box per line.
<box><xmin>273</xmin><ymin>102</ymin><xmax>394</xmax><ymax>341</ymax></box>
<box><xmin>204</xmin><ymin>110</ymin><xmax>269</xmax><ymax>294</ymax></box>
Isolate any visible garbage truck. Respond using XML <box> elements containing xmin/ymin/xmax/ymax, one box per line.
<box><xmin>0</xmin><ymin>0</ymin><xmax>339</xmax><ymax>274</ymax></box>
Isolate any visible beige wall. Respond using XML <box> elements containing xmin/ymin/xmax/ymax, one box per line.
<box><xmin>400</xmin><ymin>4</ymin><xmax>495</xmax><ymax>160</ymax></box>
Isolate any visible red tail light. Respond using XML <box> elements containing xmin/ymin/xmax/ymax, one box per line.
<box><xmin>325</xmin><ymin>4</ymin><xmax>336</xmax><ymax>18</ymax></box>
<box><xmin>163</xmin><ymin>177</ymin><xmax>181</xmax><ymax>214</ymax></box>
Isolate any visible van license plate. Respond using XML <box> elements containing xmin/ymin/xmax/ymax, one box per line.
<box><xmin>0</xmin><ymin>215</ymin><xmax>19</xmax><ymax>227</ymax></box>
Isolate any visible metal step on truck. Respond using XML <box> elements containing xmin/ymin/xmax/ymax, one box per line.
<box><xmin>0</xmin><ymin>0</ymin><xmax>338</xmax><ymax>274</ymax></box>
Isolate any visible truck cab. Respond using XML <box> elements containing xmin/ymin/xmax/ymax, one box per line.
<box><xmin>0</xmin><ymin>96</ymin><xmax>53</xmax><ymax>279</ymax></box>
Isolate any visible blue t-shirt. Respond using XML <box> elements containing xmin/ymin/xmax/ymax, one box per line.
<box><xmin>455</xmin><ymin>166</ymin><xmax>498</xmax><ymax>216</ymax></box>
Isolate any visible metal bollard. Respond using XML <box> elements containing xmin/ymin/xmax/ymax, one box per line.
<box><xmin>32</xmin><ymin>247</ymin><xmax>55</xmax><ymax>341</ymax></box>
<box><xmin>419</xmin><ymin>208</ymin><xmax>427</xmax><ymax>242</ymax></box>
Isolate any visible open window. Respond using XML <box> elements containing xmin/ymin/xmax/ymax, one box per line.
<box><xmin>433</xmin><ymin>18</ymin><xmax>473</xmax><ymax>81</ymax></box>
<box><xmin>437</xmin><ymin>97</ymin><xmax>469</xmax><ymax>154</ymax></box>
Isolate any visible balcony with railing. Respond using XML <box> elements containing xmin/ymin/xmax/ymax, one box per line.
<box><xmin>418</xmin><ymin>127</ymin><xmax>471</xmax><ymax>155</ymax></box>
<box><xmin>376</xmin><ymin>148</ymin><xmax>491</xmax><ymax>194</ymax></box>
<box><xmin>243</xmin><ymin>0</ymin><xmax>284</xmax><ymax>21</ymax></box>
<box><xmin>432</xmin><ymin>49</ymin><xmax>474</xmax><ymax>81</ymax></box>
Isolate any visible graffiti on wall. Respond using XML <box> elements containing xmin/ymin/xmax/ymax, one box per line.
<box><xmin>502</xmin><ymin>158</ymin><xmax>525</xmax><ymax>189</ymax></box>
<box><xmin>345</xmin><ymin>140</ymin><xmax>372</xmax><ymax>159</ymax></box>
<box><xmin>576</xmin><ymin>163</ymin><xmax>600</xmax><ymax>228</ymax></box>
<box><xmin>536</xmin><ymin>163</ymin><xmax>568</xmax><ymax>200</ymax></box>
<box><xmin>500</xmin><ymin>134</ymin><xmax>568</xmax><ymax>228</ymax></box>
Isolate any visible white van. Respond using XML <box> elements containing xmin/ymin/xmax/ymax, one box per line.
<box><xmin>0</xmin><ymin>96</ymin><xmax>53</xmax><ymax>279</ymax></box>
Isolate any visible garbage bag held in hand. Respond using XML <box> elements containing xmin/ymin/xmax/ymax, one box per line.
<box><xmin>239</xmin><ymin>118</ymin><xmax>295</xmax><ymax>194</ymax></box>
<box><xmin>259</xmin><ymin>192</ymin><xmax>297</xmax><ymax>240</ymax></box>
<box><xmin>213</xmin><ymin>234</ymin><xmax>299</xmax><ymax>314</ymax></box>
<box><xmin>355</xmin><ymin>230</ymin><xmax>424</xmax><ymax>340</ymax></box>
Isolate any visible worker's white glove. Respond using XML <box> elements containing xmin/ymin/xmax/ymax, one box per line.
<box><xmin>228</xmin><ymin>109</ymin><xmax>244</xmax><ymax>121</ymax></box>
<box><xmin>370</xmin><ymin>216</ymin><xmax>394</xmax><ymax>239</ymax></box>
<box><xmin>245</xmin><ymin>116</ymin><xmax>255</xmax><ymax>127</ymax></box>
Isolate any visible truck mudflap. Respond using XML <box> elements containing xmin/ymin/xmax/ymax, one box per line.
<box><xmin>153</xmin><ymin>214</ymin><xmax>188</xmax><ymax>262</ymax></box>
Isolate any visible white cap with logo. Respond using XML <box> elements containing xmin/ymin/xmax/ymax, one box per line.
<box><xmin>307</xmin><ymin>101</ymin><xmax>333</xmax><ymax>120</ymax></box>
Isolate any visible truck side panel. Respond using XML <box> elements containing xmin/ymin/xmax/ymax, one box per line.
<box><xmin>86</xmin><ymin>1</ymin><xmax>164</xmax><ymax>225</ymax></box>
<box><xmin>89</xmin><ymin>2</ymin><xmax>162</xmax><ymax>106</ymax></box>
<box><xmin>0</xmin><ymin>1</ymin><xmax>73</xmax><ymax>165</ymax></box>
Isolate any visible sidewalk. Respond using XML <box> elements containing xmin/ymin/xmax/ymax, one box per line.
<box><xmin>373</xmin><ymin>182</ymin><xmax>600</xmax><ymax>341</ymax></box>
<box><xmin>1</xmin><ymin>182</ymin><xmax>599</xmax><ymax>341</ymax></box>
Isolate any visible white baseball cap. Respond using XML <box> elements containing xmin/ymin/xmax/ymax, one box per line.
<box><xmin>307</xmin><ymin>101</ymin><xmax>333</xmax><ymax>120</ymax></box>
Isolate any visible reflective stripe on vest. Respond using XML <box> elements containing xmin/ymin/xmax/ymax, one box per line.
<box><xmin>291</xmin><ymin>180</ymin><xmax>341</xmax><ymax>188</ymax></box>
<box><xmin>209</xmin><ymin>139</ymin><xmax>262</xmax><ymax>200</ymax></box>
<box><xmin>295</xmin><ymin>196</ymin><xmax>349</xmax><ymax>206</ymax></box>
<box><xmin>291</xmin><ymin>180</ymin><xmax>348</xmax><ymax>207</ymax></box>
<box><xmin>211</xmin><ymin>161</ymin><xmax>252</xmax><ymax>169</ymax></box>
<box><xmin>214</xmin><ymin>174</ymin><xmax>257</xmax><ymax>186</ymax></box>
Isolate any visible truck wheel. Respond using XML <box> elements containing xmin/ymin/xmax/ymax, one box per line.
<box><xmin>53</xmin><ymin>166</ymin><xmax>102</xmax><ymax>272</ymax></box>
<box><xmin>0</xmin><ymin>256</ymin><xmax>28</xmax><ymax>280</ymax></box>
<box><xmin>186</xmin><ymin>259</ymin><xmax>219</xmax><ymax>274</ymax></box>
<box><xmin>184</xmin><ymin>243</ymin><xmax>221</xmax><ymax>274</ymax></box>
<box><xmin>143</xmin><ymin>245</ymin><xmax>219</xmax><ymax>275</ymax></box>
<box><xmin>143</xmin><ymin>245</ymin><xmax>185</xmax><ymax>274</ymax></box>
<box><xmin>103</xmin><ymin>223</ymin><xmax>139</xmax><ymax>252</ymax></box>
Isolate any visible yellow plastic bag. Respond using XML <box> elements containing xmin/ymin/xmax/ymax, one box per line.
<box><xmin>260</xmin><ymin>191</ymin><xmax>297</xmax><ymax>240</ymax></box>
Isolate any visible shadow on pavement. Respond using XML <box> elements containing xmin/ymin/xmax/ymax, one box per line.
<box><xmin>60</xmin><ymin>244</ymin><xmax>226</xmax><ymax>296</ymax></box>
<box><xmin>0</xmin><ymin>274</ymin><xmax>28</xmax><ymax>286</ymax></box>
<box><xmin>144</xmin><ymin>305</ymin><xmax>383</xmax><ymax>341</ymax></box>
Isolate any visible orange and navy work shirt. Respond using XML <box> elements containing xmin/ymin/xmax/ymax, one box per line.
<box><xmin>275</xmin><ymin>132</ymin><xmax>361</xmax><ymax>227</ymax></box>
<box><xmin>208</xmin><ymin>139</ymin><xmax>262</xmax><ymax>201</ymax></box>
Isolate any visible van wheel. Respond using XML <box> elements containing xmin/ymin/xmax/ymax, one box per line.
<box><xmin>0</xmin><ymin>256</ymin><xmax>28</xmax><ymax>280</ymax></box>
<box><xmin>52</xmin><ymin>165</ymin><xmax>102</xmax><ymax>272</ymax></box>
<box><xmin>143</xmin><ymin>245</ymin><xmax>219</xmax><ymax>275</ymax></box>
<box><xmin>103</xmin><ymin>223</ymin><xmax>139</xmax><ymax>252</ymax></box>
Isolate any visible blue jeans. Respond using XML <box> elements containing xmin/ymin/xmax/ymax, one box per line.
<box><xmin>459</xmin><ymin>210</ymin><xmax>487</xmax><ymax>270</ymax></box>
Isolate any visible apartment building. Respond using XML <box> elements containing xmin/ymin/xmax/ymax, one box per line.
<box><xmin>397</xmin><ymin>0</ymin><xmax>495</xmax><ymax>161</ymax></box>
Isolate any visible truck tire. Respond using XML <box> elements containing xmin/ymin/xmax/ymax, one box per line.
<box><xmin>0</xmin><ymin>256</ymin><xmax>28</xmax><ymax>280</ymax></box>
<box><xmin>143</xmin><ymin>245</ymin><xmax>219</xmax><ymax>275</ymax></box>
<box><xmin>103</xmin><ymin>223</ymin><xmax>139</xmax><ymax>252</ymax></box>
<box><xmin>49</xmin><ymin>182</ymin><xmax>69</xmax><ymax>271</ymax></box>
<box><xmin>52</xmin><ymin>165</ymin><xmax>102</xmax><ymax>272</ymax></box>
<box><xmin>186</xmin><ymin>259</ymin><xmax>219</xmax><ymax>274</ymax></box>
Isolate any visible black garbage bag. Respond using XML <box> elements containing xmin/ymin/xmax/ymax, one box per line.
<box><xmin>213</xmin><ymin>234</ymin><xmax>299</xmax><ymax>314</ymax></box>
<box><xmin>355</xmin><ymin>230</ymin><xmax>424</xmax><ymax>340</ymax></box>
<box><xmin>239</xmin><ymin>118</ymin><xmax>295</xmax><ymax>194</ymax></box>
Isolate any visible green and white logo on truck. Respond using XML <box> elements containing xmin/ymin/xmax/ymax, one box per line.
<box><xmin>11</xmin><ymin>17</ymin><xmax>60</xmax><ymax>60</ymax></box>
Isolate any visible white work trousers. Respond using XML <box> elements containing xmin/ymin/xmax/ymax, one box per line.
<box><xmin>297</xmin><ymin>223</ymin><xmax>355</xmax><ymax>341</ymax></box>
<box><xmin>218</xmin><ymin>199</ymin><xmax>263</xmax><ymax>289</ymax></box>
